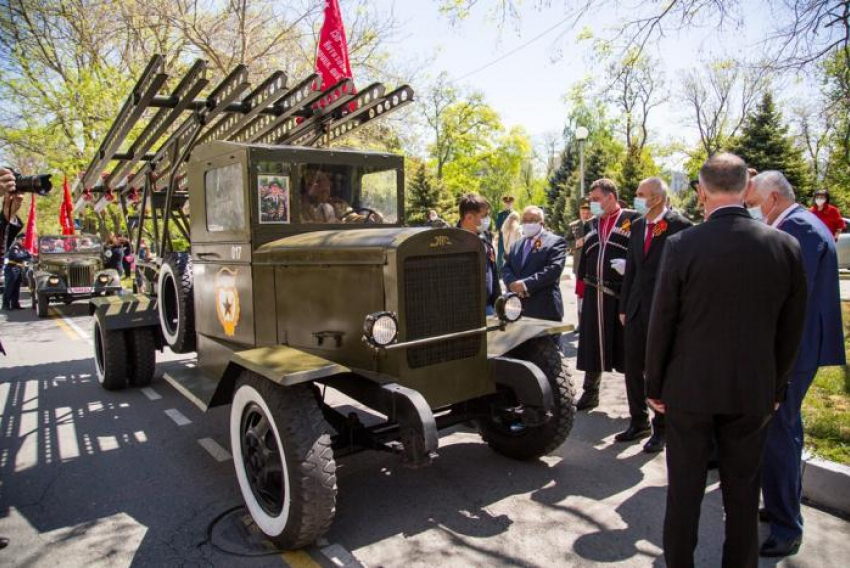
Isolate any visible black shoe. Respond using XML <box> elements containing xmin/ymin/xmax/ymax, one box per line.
<box><xmin>643</xmin><ymin>433</ymin><xmax>666</xmax><ymax>453</ymax></box>
<box><xmin>759</xmin><ymin>508</ymin><xmax>771</xmax><ymax>523</ymax></box>
<box><xmin>615</xmin><ymin>423</ymin><xmax>651</xmax><ymax>442</ymax></box>
<box><xmin>759</xmin><ymin>535</ymin><xmax>801</xmax><ymax>558</ymax></box>
<box><xmin>576</xmin><ymin>393</ymin><xmax>599</xmax><ymax>411</ymax></box>
<box><xmin>0</xmin><ymin>536</ymin><xmax>7</xmax><ymax>549</ymax></box>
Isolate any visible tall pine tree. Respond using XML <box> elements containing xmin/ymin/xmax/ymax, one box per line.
<box><xmin>406</xmin><ymin>164</ymin><xmax>445</xmax><ymax>225</ymax></box>
<box><xmin>728</xmin><ymin>92</ymin><xmax>811</xmax><ymax>196</ymax></box>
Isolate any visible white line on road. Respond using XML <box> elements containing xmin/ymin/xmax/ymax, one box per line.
<box><xmin>198</xmin><ymin>438</ymin><xmax>231</xmax><ymax>462</ymax></box>
<box><xmin>320</xmin><ymin>543</ymin><xmax>363</xmax><ymax>568</ymax></box>
<box><xmin>52</xmin><ymin>306</ymin><xmax>93</xmax><ymax>344</ymax></box>
<box><xmin>164</xmin><ymin>408</ymin><xmax>191</xmax><ymax>426</ymax></box>
<box><xmin>140</xmin><ymin>387</ymin><xmax>162</xmax><ymax>401</ymax></box>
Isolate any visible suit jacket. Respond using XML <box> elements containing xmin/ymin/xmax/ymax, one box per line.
<box><xmin>645</xmin><ymin>207</ymin><xmax>808</xmax><ymax>416</ymax></box>
<box><xmin>481</xmin><ymin>232</ymin><xmax>501</xmax><ymax>308</ymax></box>
<box><xmin>502</xmin><ymin>229</ymin><xmax>567</xmax><ymax>321</ymax></box>
<box><xmin>778</xmin><ymin>205</ymin><xmax>846</xmax><ymax>371</ymax></box>
<box><xmin>620</xmin><ymin>209</ymin><xmax>693</xmax><ymax>325</ymax></box>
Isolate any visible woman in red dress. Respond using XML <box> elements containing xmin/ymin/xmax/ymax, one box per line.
<box><xmin>810</xmin><ymin>189</ymin><xmax>846</xmax><ymax>240</ymax></box>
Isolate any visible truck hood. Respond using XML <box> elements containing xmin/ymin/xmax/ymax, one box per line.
<box><xmin>253</xmin><ymin>227</ymin><xmax>480</xmax><ymax>266</ymax></box>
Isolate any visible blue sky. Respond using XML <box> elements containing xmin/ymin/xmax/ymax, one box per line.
<box><xmin>370</xmin><ymin>0</ymin><xmax>814</xmax><ymax>164</ymax></box>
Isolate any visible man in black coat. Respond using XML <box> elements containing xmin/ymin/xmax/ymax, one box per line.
<box><xmin>617</xmin><ymin>178</ymin><xmax>692</xmax><ymax>451</ymax></box>
<box><xmin>645</xmin><ymin>153</ymin><xmax>807</xmax><ymax>568</ymax></box>
<box><xmin>502</xmin><ymin>205</ymin><xmax>566</xmax><ymax>321</ymax></box>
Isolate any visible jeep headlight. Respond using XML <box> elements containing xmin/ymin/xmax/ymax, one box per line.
<box><xmin>97</xmin><ymin>274</ymin><xmax>111</xmax><ymax>284</ymax></box>
<box><xmin>496</xmin><ymin>293</ymin><xmax>523</xmax><ymax>323</ymax></box>
<box><xmin>364</xmin><ymin>312</ymin><xmax>398</xmax><ymax>347</ymax></box>
<box><xmin>48</xmin><ymin>276</ymin><xmax>61</xmax><ymax>286</ymax></box>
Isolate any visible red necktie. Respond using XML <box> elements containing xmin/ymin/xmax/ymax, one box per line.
<box><xmin>644</xmin><ymin>222</ymin><xmax>655</xmax><ymax>256</ymax></box>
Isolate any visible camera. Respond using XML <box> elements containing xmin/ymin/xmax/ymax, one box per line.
<box><xmin>13</xmin><ymin>172</ymin><xmax>53</xmax><ymax>196</ymax></box>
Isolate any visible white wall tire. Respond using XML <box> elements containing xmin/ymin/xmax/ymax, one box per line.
<box><xmin>157</xmin><ymin>253</ymin><xmax>195</xmax><ymax>353</ymax></box>
<box><xmin>229</xmin><ymin>374</ymin><xmax>336</xmax><ymax>549</ymax></box>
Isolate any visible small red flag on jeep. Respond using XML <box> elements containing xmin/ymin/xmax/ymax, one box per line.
<box><xmin>59</xmin><ymin>175</ymin><xmax>75</xmax><ymax>235</ymax></box>
<box><xmin>23</xmin><ymin>194</ymin><xmax>37</xmax><ymax>254</ymax></box>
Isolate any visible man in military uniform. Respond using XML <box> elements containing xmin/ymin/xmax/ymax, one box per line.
<box><xmin>568</xmin><ymin>199</ymin><xmax>592</xmax><ymax>329</ymax></box>
<box><xmin>3</xmin><ymin>234</ymin><xmax>30</xmax><ymax>310</ymax></box>
<box><xmin>459</xmin><ymin>193</ymin><xmax>500</xmax><ymax>314</ymax></box>
<box><xmin>576</xmin><ymin>178</ymin><xmax>640</xmax><ymax>410</ymax></box>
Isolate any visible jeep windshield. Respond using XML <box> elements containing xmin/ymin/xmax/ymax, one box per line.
<box><xmin>38</xmin><ymin>236</ymin><xmax>102</xmax><ymax>254</ymax></box>
<box><xmin>255</xmin><ymin>161</ymin><xmax>399</xmax><ymax>226</ymax></box>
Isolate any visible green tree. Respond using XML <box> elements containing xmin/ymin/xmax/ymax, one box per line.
<box><xmin>406</xmin><ymin>163</ymin><xmax>444</xmax><ymax>225</ymax></box>
<box><xmin>728</xmin><ymin>92</ymin><xmax>811</xmax><ymax>196</ymax></box>
<box><xmin>821</xmin><ymin>48</ymin><xmax>850</xmax><ymax>211</ymax></box>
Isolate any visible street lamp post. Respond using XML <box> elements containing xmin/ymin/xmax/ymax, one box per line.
<box><xmin>576</xmin><ymin>126</ymin><xmax>589</xmax><ymax>198</ymax></box>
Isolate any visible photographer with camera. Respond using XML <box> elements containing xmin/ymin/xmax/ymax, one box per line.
<box><xmin>1</xmin><ymin>167</ymin><xmax>24</xmax><ymax>254</ymax></box>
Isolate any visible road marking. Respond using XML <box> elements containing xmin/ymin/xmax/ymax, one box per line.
<box><xmin>141</xmin><ymin>387</ymin><xmax>162</xmax><ymax>401</ymax></box>
<box><xmin>197</xmin><ymin>438</ymin><xmax>231</xmax><ymax>462</ymax></box>
<box><xmin>164</xmin><ymin>408</ymin><xmax>191</xmax><ymax>426</ymax></box>
<box><xmin>53</xmin><ymin>314</ymin><xmax>80</xmax><ymax>341</ymax></box>
<box><xmin>51</xmin><ymin>306</ymin><xmax>93</xmax><ymax>344</ymax></box>
<box><xmin>281</xmin><ymin>550</ymin><xmax>322</xmax><ymax>568</ymax></box>
<box><xmin>320</xmin><ymin>543</ymin><xmax>363</xmax><ymax>567</ymax></box>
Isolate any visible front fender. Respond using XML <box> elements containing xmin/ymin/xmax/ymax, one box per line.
<box><xmin>486</xmin><ymin>316</ymin><xmax>573</xmax><ymax>357</ymax></box>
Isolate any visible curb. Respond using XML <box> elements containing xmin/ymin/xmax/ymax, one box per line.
<box><xmin>802</xmin><ymin>457</ymin><xmax>850</xmax><ymax>515</ymax></box>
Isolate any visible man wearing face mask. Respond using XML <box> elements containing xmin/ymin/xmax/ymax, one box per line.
<box><xmin>809</xmin><ymin>189</ymin><xmax>845</xmax><ymax>239</ymax></box>
<box><xmin>744</xmin><ymin>171</ymin><xmax>844</xmax><ymax>558</ymax></box>
<box><xmin>575</xmin><ymin>178</ymin><xmax>640</xmax><ymax>410</ymax></box>
<box><xmin>501</xmin><ymin>205</ymin><xmax>566</xmax><ymax>321</ymax></box>
<box><xmin>459</xmin><ymin>193</ymin><xmax>500</xmax><ymax>314</ymax></box>
<box><xmin>617</xmin><ymin>178</ymin><xmax>692</xmax><ymax>450</ymax></box>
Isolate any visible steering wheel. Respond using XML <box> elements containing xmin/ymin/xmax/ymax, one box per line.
<box><xmin>341</xmin><ymin>207</ymin><xmax>381</xmax><ymax>224</ymax></box>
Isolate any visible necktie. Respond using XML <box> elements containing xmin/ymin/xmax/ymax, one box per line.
<box><xmin>522</xmin><ymin>237</ymin><xmax>534</xmax><ymax>265</ymax></box>
<box><xmin>644</xmin><ymin>222</ymin><xmax>655</xmax><ymax>256</ymax></box>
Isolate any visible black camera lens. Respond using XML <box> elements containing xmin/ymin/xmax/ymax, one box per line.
<box><xmin>13</xmin><ymin>173</ymin><xmax>52</xmax><ymax>196</ymax></box>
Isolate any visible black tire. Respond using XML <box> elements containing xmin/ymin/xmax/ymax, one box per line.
<box><xmin>93</xmin><ymin>313</ymin><xmax>129</xmax><ymax>391</ymax></box>
<box><xmin>157</xmin><ymin>252</ymin><xmax>196</xmax><ymax>353</ymax></box>
<box><xmin>127</xmin><ymin>327</ymin><xmax>157</xmax><ymax>387</ymax></box>
<box><xmin>477</xmin><ymin>336</ymin><xmax>575</xmax><ymax>460</ymax></box>
<box><xmin>35</xmin><ymin>293</ymin><xmax>49</xmax><ymax>318</ymax></box>
<box><xmin>230</xmin><ymin>374</ymin><xmax>337</xmax><ymax>549</ymax></box>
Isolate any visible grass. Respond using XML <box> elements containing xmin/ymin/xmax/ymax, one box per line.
<box><xmin>802</xmin><ymin>302</ymin><xmax>850</xmax><ymax>465</ymax></box>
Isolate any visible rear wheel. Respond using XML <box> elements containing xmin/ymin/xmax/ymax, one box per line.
<box><xmin>35</xmin><ymin>293</ymin><xmax>49</xmax><ymax>318</ymax></box>
<box><xmin>127</xmin><ymin>327</ymin><xmax>157</xmax><ymax>387</ymax></box>
<box><xmin>93</xmin><ymin>313</ymin><xmax>129</xmax><ymax>391</ymax></box>
<box><xmin>477</xmin><ymin>336</ymin><xmax>575</xmax><ymax>460</ymax></box>
<box><xmin>157</xmin><ymin>253</ymin><xmax>195</xmax><ymax>353</ymax></box>
<box><xmin>230</xmin><ymin>374</ymin><xmax>337</xmax><ymax>549</ymax></box>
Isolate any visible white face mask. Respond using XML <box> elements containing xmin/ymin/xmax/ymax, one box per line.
<box><xmin>815</xmin><ymin>197</ymin><xmax>827</xmax><ymax>207</ymax></box>
<box><xmin>590</xmin><ymin>201</ymin><xmax>604</xmax><ymax>216</ymax></box>
<box><xmin>523</xmin><ymin>222</ymin><xmax>542</xmax><ymax>237</ymax></box>
<box><xmin>748</xmin><ymin>206</ymin><xmax>765</xmax><ymax>222</ymax></box>
<box><xmin>479</xmin><ymin>216</ymin><xmax>491</xmax><ymax>232</ymax></box>
<box><xmin>634</xmin><ymin>197</ymin><xmax>648</xmax><ymax>215</ymax></box>
<box><xmin>428</xmin><ymin>214</ymin><xmax>437</xmax><ymax>221</ymax></box>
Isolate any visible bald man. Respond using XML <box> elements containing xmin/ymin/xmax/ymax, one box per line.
<box><xmin>618</xmin><ymin>178</ymin><xmax>692</xmax><ymax>451</ymax></box>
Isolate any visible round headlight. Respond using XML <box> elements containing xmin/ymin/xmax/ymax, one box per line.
<box><xmin>48</xmin><ymin>276</ymin><xmax>60</xmax><ymax>286</ymax></box>
<box><xmin>98</xmin><ymin>274</ymin><xmax>110</xmax><ymax>284</ymax></box>
<box><xmin>364</xmin><ymin>312</ymin><xmax>398</xmax><ymax>347</ymax></box>
<box><xmin>504</xmin><ymin>294</ymin><xmax>523</xmax><ymax>322</ymax></box>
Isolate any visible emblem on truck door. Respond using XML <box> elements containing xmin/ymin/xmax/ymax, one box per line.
<box><xmin>214</xmin><ymin>267</ymin><xmax>240</xmax><ymax>337</ymax></box>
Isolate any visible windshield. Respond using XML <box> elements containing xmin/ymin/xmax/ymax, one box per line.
<box><xmin>295</xmin><ymin>163</ymin><xmax>399</xmax><ymax>225</ymax></box>
<box><xmin>38</xmin><ymin>236</ymin><xmax>102</xmax><ymax>254</ymax></box>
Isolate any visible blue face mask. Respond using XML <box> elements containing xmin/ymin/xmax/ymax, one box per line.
<box><xmin>748</xmin><ymin>206</ymin><xmax>765</xmax><ymax>222</ymax></box>
<box><xmin>634</xmin><ymin>197</ymin><xmax>648</xmax><ymax>215</ymax></box>
<box><xmin>590</xmin><ymin>201</ymin><xmax>604</xmax><ymax>217</ymax></box>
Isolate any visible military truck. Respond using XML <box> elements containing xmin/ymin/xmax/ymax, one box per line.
<box><xmin>29</xmin><ymin>234</ymin><xmax>122</xmax><ymax>317</ymax></box>
<box><xmin>77</xmin><ymin>56</ymin><xmax>575</xmax><ymax>549</ymax></box>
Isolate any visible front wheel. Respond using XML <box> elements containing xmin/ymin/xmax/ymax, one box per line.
<box><xmin>35</xmin><ymin>293</ymin><xmax>49</xmax><ymax>318</ymax></box>
<box><xmin>477</xmin><ymin>336</ymin><xmax>575</xmax><ymax>460</ymax></box>
<box><xmin>230</xmin><ymin>374</ymin><xmax>337</xmax><ymax>549</ymax></box>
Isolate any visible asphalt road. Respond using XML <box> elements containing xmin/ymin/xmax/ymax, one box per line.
<box><xmin>1</xmin><ymin>281</ymin><xmax>849</xmax><ymax>568</ymax></box>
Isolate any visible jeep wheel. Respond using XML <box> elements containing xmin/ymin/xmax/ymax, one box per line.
<box><xmin>93</xmin><ymin>313</ymin><xmax>129</xmax><ymax>391</ymax></box>
<box><xmin>477</xmin><ymin>336</ymin><xmax>575</xmax><ymax>460</ymax></box>
<box><xmin>35</xmin><ymin>293</ymin><xmax>49</xmax><ymax>318</ymax></box>
<box><xmin>230</xmin><ymin>374</ymin><xmax>337</xmax><ymax>549</ymax></box>
<box><xmin>127</xmin><ymin>327</ymin><xmax>157</xmax><ymax>387</ymax></box>
<box><xmin>157</xmin><ymin>252</ymin><xmax>196</xmax><ymax>353</ymax></box>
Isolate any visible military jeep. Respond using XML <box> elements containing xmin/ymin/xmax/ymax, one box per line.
<box><xmin>29</xmin><ymin>234</ymin><xmax>122</xmax><ymax>317</ymax></box>
<box><xmin>77</xmin><ymin>56</ymin><xmax>575</xmax><ymax>550</ymax></box>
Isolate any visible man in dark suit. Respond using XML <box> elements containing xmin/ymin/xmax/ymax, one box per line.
<box><xmin>502</xmin><ymin>205</ymin><xmax>566</xmax><ymax>321</ymax></box>
<box><xmin>645</xmin><ymin>153</ymin><xmax>807</xmax><ymax>568</ymax></box>
<box><xmin>745</xmin><ymin>171</ymin><xmax>845</xmax><ymax>557</ymax></box>
<box><xmin>617</xmin><ymin>178</ymin><xmax>692</xmax><ymax>451</ymax></box>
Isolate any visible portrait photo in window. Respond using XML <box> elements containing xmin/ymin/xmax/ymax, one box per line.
<box><xmin>258</xmin><ymin>174</ymin><xmax>290</xmax><ymax>224</ymax></box>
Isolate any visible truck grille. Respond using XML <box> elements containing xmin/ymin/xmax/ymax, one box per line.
<box><xmin>403</xmin><ymin>252</ymin><xmax>482</xmax><ymax>368</ymax></box>
<box><xmin>69</xmin><ymin>265</ymin><xmax>94</xmax><ymax>288</ymax></box>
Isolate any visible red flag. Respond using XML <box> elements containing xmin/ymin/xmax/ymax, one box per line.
<box><xmin>315</xmin><ymin>0</ymin><xmax>355</xmax><ymax>98</ymax></box>
<box><xmin>23</xmin><ymin>195</ymin><xmax>37</xmax><ymax>255</ymax></box>
<box><xmin>59</xmin><ymin>175</ymin><xmax>75</xmax><ymax>235</ymax></box>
